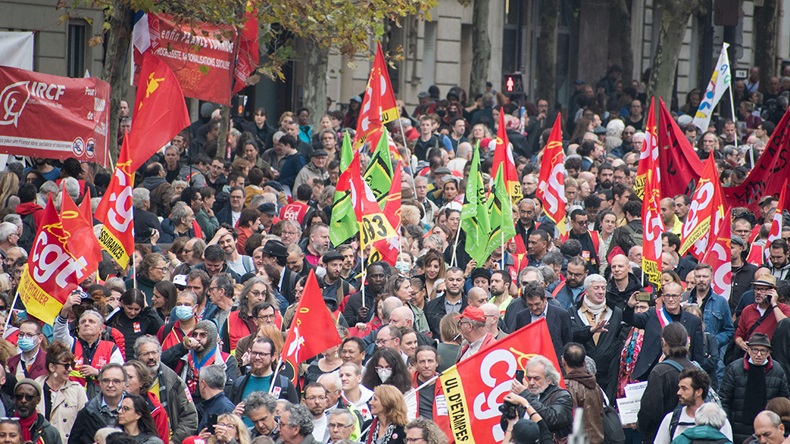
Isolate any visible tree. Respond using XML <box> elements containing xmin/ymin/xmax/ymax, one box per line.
<box><xmin>647</xmin><ymin>0</ymin><xmax>703</xmax><ymax>105</ymax></box>
<box><xmin>611</xmin><ymin>0</ymin><xmax>633</xmax><ymax>84</ymax></box>
<box><xmin>754</xmin><ymin>0</ymin><xmax>779</xmax><ymax>89</ymax></box>
<box><xmin>535</xmin><ymin>0</ymin><xmax>558</xmax><ymax>103</ymax></box>
<box><xmin>465</xmin><ymin>0</ymin><xmax>490</xmax><ymax>98</ymax></box>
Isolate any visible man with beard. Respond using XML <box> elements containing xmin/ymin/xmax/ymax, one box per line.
<box><xmin>243</xmin><ymin>392</ymin><xmax>280</xmax><ymax>441</ymax></box>
<box><xmin>553</xmin><ymin>256</ymin><xmax>588</xmax><ymax>310</ymax></box>
<box><xmin>184</xmin><ymin>269</ymin><xmax>214</xmax><ymax>320</ymax></box>
<box><xmin>304</xmin><ymin>223</ymin><xmax>329</xmax><ymax>266</ymax></box>
<box><xmin>161</xmin><ymin>320</ymin><xmax>239</xmax><ymax>402</ymax></box>
<box><xmin>158</xmin><ymin>291</ymin><xmax>200</xmax><ymax>354</ymax></box>
<box><xmin>564</xmin><ymin>210</ymin><xmax>600</xmax><ymax>274</ymax></box>
<box><xmin>516</xmin><ymin>199</ymin><xmax>540</xmax><ymax>247</ymax></box>
<box><xmin>302</xmin><ymin>383</ymin><xmax>329</xmax><ymax>441</ymax></box>
<box><xmin>343</xmin><ymin>263</ymin><xmax>389</xmax><ymax>326</ymax></box>
<box><xmin>526</xmin><ymin>229</ymin><xmax>550</xmax><ymax>267</ymax></box>
<box><xmin>321</xmin><ymin>251</ymin><xmax>353</xmax><ymax>310</ymax></box>
<box><xmin>597</xmin><ymin>164</ymin><xmax>614</xmax><ymax>191</ymax></box>
<box><xmin>425</xmin><ymin>267</ymin><xmax>468</xmax><ymax>339</ymax></box>
<box><xmin>511</xmin><ymin>355</ymin><xmax>573</xmax><ymax>439</ymax></box>
<box><xmin>13</xmin><ymin>379</ymin><xmax>61</xmax><ymax>444</ymax></box>
<box><xmin>213</xmin><ymin>225</ymin><xmax>254</xmax><ymax>277</ymax></box>
<box><xmin>134</xmin><ymin>336</ymin><xmax>197</xmax><ymax>444</ymax></box>
<box><xmin>611</xmin><ymin>183</ymin><xmax>633</xmax><ymax>226</ymax></box>
<box><xmin>488</xmin><ymin>270</ymin><xmax>511</xmax><ymax>314</ymax></box>
<box><xmin>228</xmin><ymin>337</ymin><xmax>298</xmax><ymax>405</ymax></box>
<box><xmin>286</xmin><ymin>244</ymin><xmax>313</xmax><ymax>279</ymax></box>
<box><xmin>654</xmin><ymin>367</ymin><xmax>732</xmax><ymax>443</ymax></box>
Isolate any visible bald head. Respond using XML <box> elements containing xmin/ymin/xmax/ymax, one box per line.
<box><xmin>754</xmin><ymin>410</ymin><xmax>784</xmax><ymax>444</ymax></box>
<box><xmin>480</xmin><ymin>303</ymin><xmax>499</xmax><ymax>317</ymax></box>
<box><xmin>467</xmin><ymin>287</ymin><xmax>488</xmax><ymax>307</ymax></box>
<box><xmin>381</xmin><ymin>296</ymin><xmax>404</xmax><ymax>322</ymax></box>
<box><xmin>389</xmin><ymin>306</ymin><xmax>414</xmax><ymax>328</ymax></box>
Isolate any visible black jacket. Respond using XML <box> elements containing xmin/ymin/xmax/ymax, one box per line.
<box><xmin>720</xmin><ymin>357</ymin><xmax>790</xmax><ymax>442</ymax></box>
<box><xmin>424</xmin><ymin>294</ymin><xmax>469</xmax><ymax>339</ymax></box>
<box><xmin>68</xmin><ymin>396</ymin><xmax>118</xmax><ymax>444</ymax></box>
<box><xmin>342</xmin><ymin>287</ymin><xmax>378</xmax><ymax>327</ymax></box>
<box><xmin>133</xmin><ymin>208</ymin><xmax>162</xmax><ymax>244</ymax></box>
<box><xmin>731</xmin><ymin>263</ymin><xmax>758</xmax><ymax>312</ymax></box>
<box><xmin>522</xmin><ymin>384</ymin><xmax>573</xmax><ymax>438</ymax></box>
<box><xmin>605</xmin><ymin>273</ymin><xmax>643</xmax><ymax>310</ymax></box>
<box><xmin>107</xmin><ymin>306</ymin><xmax>164</xmax><ymax>359</ymax></box>
<box><xmin>22</xmin><ymin>414</ymin><xmax>62</xmax><ymax>444</ymax></box>
<box><xmin>513</xmin><ymin>304</ymin><xmax>573</xmax><ymax>364</ymax></box>
<box><xmin>637</xmin><ymin>357</ymin><xmax>695</xmax><ymax>443</ymax></box>
<box><xmin>622</xmin><ymin>306</ymin><xmax>704</xmax><ymax>381</ymax></box>
<box><xmin>568</xmin><ymin>301</ymin><xmax>626</xmax><ymax>400</ymax></box>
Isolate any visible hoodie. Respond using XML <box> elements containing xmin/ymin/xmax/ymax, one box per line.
<box><xmin>564</xmin><ymin>369</ymin><xmax>604</xmax><ymax>444</ymax></box>
<box><xmin>15</xmin><ymin>201</ymin><xmax>44</xmax><ymax>226</ymax></box>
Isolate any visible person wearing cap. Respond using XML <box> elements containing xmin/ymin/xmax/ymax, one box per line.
<box><xmin>455</xmin><ymin>306</ymin><xmax>495</xmax><ymax>362</ymax></box>
<box><xmin>53</xmin><ymin>293</ymin><xmax>124</xmax><ymax>401</ymax></box>
<box><xmin>260</xmin><ymin>239</ymin><xmax>300</xmax><ymax>304</ymax></box>
<box><xmin>735</xmin><ymin>274</ymin><xmax>790</xmax><ymax>352</ymax></box>
<box><xmin>257</xmin><ymin>202</ymin><xmax>278</xmax><ymax>234</ymax></box>
<box><xmin>13</xmin><ymin>378</ymin><xmax>61</xmax><ymax>444</ymax></box>
<box><xmin>293</xmin><ymin>148</ymin><xmax>329</xmax><ymax>191</ymax></box>
<box><xmin>720</xmin><ymin>331</ymin><xmax>790</xmax><ymax>442</ymax></box>
<box><xmin>321</xmin><ymin>251</ymin><xmax>352</xmax><ymax>309</ymax></box>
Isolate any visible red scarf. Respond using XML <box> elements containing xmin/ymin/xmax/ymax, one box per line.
<box><xmin>20</xmin><ymin>413</ymin><xmax>36</xmax><ymax>442</ymax></box>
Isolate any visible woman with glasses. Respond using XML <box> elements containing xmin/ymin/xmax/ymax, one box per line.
<box><xmin>126</xmin><ymin>253</ymin><xmax>168</xmax><ymax>305</ymax></box>
<box><xmin>106</xmin><ymin>289</ymin><xmax>164</xmax><ymax>360</ymax></box>
<box><xmin>222</xmin><ymin>277</ymin><xmax>280</xmax><ymax>355</ymax></box>
<box><xmin>207</xmin><ymin>413</ymin><xmax>251</xmax><ymax>444</ymax></box>
<box><xmin>366</xmin><ymin>384</ymin><xmax>409</xmax><ymax>444</ymax></box>
<box><xmin>123</xmin><ymin>360</ymin><xmax>169</xmax><ymax>443</ymax></box>
<box><xmin>116</xmin><ymin>394</ymin><xmax>164</xmax><ymax>444</ymax></box>
<box><xmin>35</xmin><ymin>341</ymin><xmax>87</xmax><ymax>443</ymax></box>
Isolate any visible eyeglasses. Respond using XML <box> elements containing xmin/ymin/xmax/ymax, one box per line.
<box><xmin>662</xmin><ymin>294</ymin><xmax>681</xmax><ymax>299</ymax></box>
<box><xmin>750</xmin><ymin>348</ymin><xmax>770</xmax><ymax>355</ymax></box>
<box><xmin>17</xmin><ymin>333</ymin><xmax>38</xmax><ymax>339</ymax></box>
<box><xmin>100</xmin><ymin>379</ymin><xmax>124</xmax><ymax>386</ymax></box>
<box><xmin>249</xmin><ymin>290</ymin><xmax>267</xmax><ymax>298</ymax></box>
<box><xmin>329</xmin><ymin>423</ymin><xmax>353</xmax><ymax>429</ymax></box>
<box><xmin>304</xmin><ymin>396</ymin><xmax>326</xmax><ymax>401</ymax></box>
<box><xmin>0</xmin><ymin>305</ymin><xmax>6</xmax><ymax>311</ymax></box>
<box><xmin>250</xmin><ymin>351</ymin><xmax>272</xmax><ymax>357</ymax></box>
<box><xmin>256</xmin><ymin>314</ymin><xmax>276</xmax><ymax>321</ymax></box>
<box><xmin>374</xmin><ymin>366</ymin><xmax>391</xmax><ymax>372</ymax></box>
<box><xmin>14</xmin><ymin>394</ymin><xmax>36</xmax><ymax>401</ymax></box>
<box><xmin>119</xmin><ymin>406</ymin><xmax>134</xmax><ymax>412</ymax></box>
<box><xmin>375</xmin><ymin>338</ymin><xmax>392</xmax><ymax>345</ymax></box>
<box><xmin>57</xmin><ymin>361</ymin><xmax>75</xmax><ymax>368</ymax></box>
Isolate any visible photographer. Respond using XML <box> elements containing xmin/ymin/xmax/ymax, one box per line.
<box><xmin>500</xmin><ymin>392</ymin><xmax>552</xmax><ymax>444</ymax></box>
<box><xmin>509</xmin><ymin>356</ymin><xmax>574</xmax><ymax>440</ymax></box>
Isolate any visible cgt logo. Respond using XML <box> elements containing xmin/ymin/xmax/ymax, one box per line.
<box><xmin>0</xmin><ymin>81</ymin><xmax>30</xmax><ymax>127</ymax></box>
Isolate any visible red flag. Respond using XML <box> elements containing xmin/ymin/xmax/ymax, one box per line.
<box><xmin>129</xmin><ymin>53</ymin><xmax>190</xmax><ymax>171</ymax></box>
<box><xmin>60</xmin><ymin>187</ymin><xmax>101</xmax><ymax>281</ymax></box>
<box><xmin>282</xmin><ymin>270</ymin><xmax>342</xmax><ymax>380</ymax></box>
<box><xmin>370</xmin><ymin>162</ymin><xmax>402</xmax><ymax>265</ymax></box>
<box><xmin>17</xmin><ymin>198</ymin><xmax>85</xmax><ymax>324</ymax></box>
<box><xmin>349</xmin><ymin>152</ymin><xmax>397</xmax><ymax>249</ymax></box>
<box><xmin>233</xmin><ymin>6</ymin><xmax>260</xmax><ymax>95</ymax></box>
<box><xmin>702</xmin><ymin>208</ymin><xmax>733</xmax><ymax>299</ymax></box>
<box><xmin>679</xmin><ymin>156</ymin><xmax>727</xmax><ymax>259</ymax></box>
<box><xmin>724</xmin><ymin>107</ymin><xmax>790</xmax><ymax>212</ymax></box>
<box><xmin>656</xmin><ymin>98</ymin><xmax>705</xmax><ymax>199</ymax></box>
<box><xmin>439</xmin><ymin>319</ymin><xmax>563</xmax><ymax>444</ymax></box>
<box><xmin>768</xmin><ymin>179</ymin><xmax>788</xmax><ymax>244</ymax></box>
<box><xmin>640</xmin><ymin>99</ymin><xmax>665</xmax><ymax>289</ymax></box>
<box><xmin>95</xmin><ymin>138</ymin><xmax>135</xmax><ymax>269</ymax></box>
<box><xmin>79</xmin><ymin>188</ymin><xmax>93</xmax><ymax>223</ymax></box>
<box><xmin>354</xmin><ymin>42</ymin><xmax>399</xmax><ymax>148</ymax></box>
<box><xmin>536</xmin><ymin>114</ymin><xmax>566</xmax><ymax>234</ymax></box>
<box><xmin>372</xmin><ymin>42</ymin><xmax>399</xmax><ymax>123</ymax></box>
<box><xmin>491</xmin><ymin>110</ymin><xmax>523</xmax><ymax>206</ymax></box>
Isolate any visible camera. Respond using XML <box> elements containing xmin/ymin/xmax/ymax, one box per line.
<box><xmin>499</xmin><ymin>401</ymin><xmax>526</xmax><ymax>432</ymax></box>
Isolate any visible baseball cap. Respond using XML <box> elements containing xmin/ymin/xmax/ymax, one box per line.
<box><xmin>454</xmin><ymin>306</ymin><xmax>486</xmax><ymax>323</ymax></box>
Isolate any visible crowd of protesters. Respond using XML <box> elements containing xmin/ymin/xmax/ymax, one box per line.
<box><xmin>0</xmin><ymin>65</ymin><xmax>790</xmax><ymax>444</ymax></box>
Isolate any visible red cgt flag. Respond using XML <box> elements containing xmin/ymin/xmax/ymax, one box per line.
<box><xmin>640</xmin><ymin>99</ymin><xmax>665</xmax><ymax>289</ymax></box>
<box><xmin>537</xmin><ymin>114</ymin><xmax>566</xmax><ymax>234</ymax></box>
<box><xmin>680</xmin><ymin>156</ymin><xmax>727</xmax><ymax>259</ymax></box>
<box><xmin>492</xmin><ymin>110</ymin><xmax>523</xmax><ymax>207</ymax></box>
<box><xmin>370</xmin><ymin>162</ymin><xmax>403</xmax><ymax>265</ymax></box>
<box><xmin>17</xmin><ymin>198</ymin><xmax>85</xmax><ymax>324</ymax></box>
<box><xmin>702</xmin><ymin>207</ymin><xmax>733</xmax><ymax>299</ymax></box>
<box><xmin>60</xmin><ymin>187</ymin><xmax>101</xmax><ymax>282</ymax></box>
<box><xmin>439</xmin><ymin>319</ymin><xmax>564</xmax><ymax>444</ymax></box>
<box><xmin>129</xmin><ymin>53</ymin><xmax>191</xmax><ymax>171</ymax></box>
<box><xmin>282</xmin><ymin>270</ymin><xmax>342</xmax><ymax>384</ymax></box>
<box><xmin>95</xmin><ymin>137</ymin><xmax>135</xmax><ymax>269</ymax></box>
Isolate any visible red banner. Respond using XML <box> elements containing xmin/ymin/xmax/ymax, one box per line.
<box><xmin>95</xmin><ymin>138</ymin><xmax>135</xmax><ymax>269</ymax></box>
<box><xmin>536</xmin><ymin>114</ymin><xmax>566</xmax><ymax>234</ymax></box>
<box><xmin>133</xmin><ymin>11</ymin><xmax>259</xmax><ymax>105</ymax></box>
<box><xmin>492</xmin><ymin>110</ymin><xmax>523</xmax><ymax>207</ymax></box>
<box><xmin>679</xmin><ymin>156</ymin><xmax>727</xmax><ymax>259</ymax></box>
<box><xmin>18</xmin><ymin>198</ymin><xmax>85</xmax><ymax>324</ymax></box>
<box><xmin>768</xmin><ymin>179</ymin><xmax>788</xmax><ymax>244</ymax></box>
<box><xmin>702</xmin><ymin>208</ymin><xmax>732</xmax><ymax>299</ymax></box>
<box><xmin>60</xmin><ymin>187</ymin><xmax>101</xmax><ymax>281</ymax></box>
<box><xmin>640</xmin><ymin>99</ymin><xmax>665</xmax><ymax>289</ymax></box>
<box><xmin>0</xmin><ymin>66</ymin><xmax>110</xmax><ymax>166</ymax></box>
<box><xmin>656</xmin><ymin>98</ymin><xmax>704</xmax><ymax>199</ymax></box>
<box><xmin>439</xmin><ymin>319</ymin><xmax>563</xmax><ymax>444</ymax></box>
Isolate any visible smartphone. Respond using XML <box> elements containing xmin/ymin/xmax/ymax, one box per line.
<box><xmin>207</xmin><ymin>414</ymin><xmax>218</xmax><ymax>434</ymax></box>
<box><xmin>515</xmin><ymin>369</ymin><xmax>525</xmax><ymax>384</ymax></box>
<box><xmin>636</xmin><ymin>291</ymin><xmax>652</xmax><ymax>302</ymax></box>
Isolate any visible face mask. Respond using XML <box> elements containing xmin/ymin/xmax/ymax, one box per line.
<box><xmin>377</xmin><ymin>368</ymin><xmax>393</xmax><ymax>383</ymax></box>
<box><xmin>395</xmin><ymin>261</ymin><xmax>410</xmax><ymax>275</ymax></box>
<box><xmin>18</xmin><ymin>337</ymin><xmax>37</xmax><ymax>352</ymax></box>
<box><xmin>174</xmin><ymin>306</ymin><xmax>194</xmax><ymax>321</ymax></box>
<box><xmin>315</xmin><ymin>266</ymin><xmax>327</xmax><ymax>280</ymax></box>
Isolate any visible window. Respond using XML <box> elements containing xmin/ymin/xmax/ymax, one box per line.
<box><xmin>67</xmin><ymin>22</ymin><xmax>86</xmax><ymax>78</ymax></box>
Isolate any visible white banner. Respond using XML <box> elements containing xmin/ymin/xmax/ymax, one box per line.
<box><xmin>693</xmin><ymin>43</ymin><xmax>732</xmax><ymax>132</ymax></box>
<box><xmin>0</xmin><ymin>32</ymin><xmax>34</xmax><ymax>70</ymax></box>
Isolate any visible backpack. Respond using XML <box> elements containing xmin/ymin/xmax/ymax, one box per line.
<box><xmin>622</xmin><ymin>222</ymin><xmax>643</xmax><ymax>252</ymax></box>
<box><xmin>18</xmin><ymin>213</ymin><xmax>36</xmax><ymax>253</ymax></box>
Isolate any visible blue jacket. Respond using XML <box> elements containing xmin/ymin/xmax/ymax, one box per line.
<box><xmin>687</xmin><ymin>288</ymin><xmax>734</xmax><ymax>352</ymax></box>
<box><xmin>197</xmin><ymin>392</ymin><xmax>235</xmax><ymax>431</ymax></box>
<box><xmin>279</xmin><ymin>153</ymin><xmax>307</xmax><ymax>190</ymax></box>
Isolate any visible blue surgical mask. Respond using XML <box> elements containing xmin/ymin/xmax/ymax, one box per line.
<box><xmin>18</xmin><ymin>337</ymin><xmax>37</xmax><ymax>352</ymax></box>
<box><xmin>174</xmin><ymin>306</ymin><xmax>194</xmax><ymax>321</ymax></box>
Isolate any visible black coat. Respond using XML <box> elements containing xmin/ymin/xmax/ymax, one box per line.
<box><xmin>513</xmin><ymin>304</ymin><xmax>573</xmax><ymax>364</ymax></box>
<box><xmin>622</xmin><ymin>306</ymin><xmax>704</xmax><ymax>381</ymax></box>
<box><xmin>107</xmin><ymin>306</ymin><xmax>164</xmax><ymax>359</ymax></box>
<box><xmin>342</xmin><ymin>287</ymin><xmax>377</xmax><ymax>327</ymax></box>
<box><xmin>522</xmin><ymin>384</ymin><xmax>574</xmax><ymax>438</ymax></box>
<box><xmin>637</xmin><ymin>357</ymin><xmax>695</xmax><ymax>443</ymax></box>
<box><xmin>605</xmin><ymin>273</ymin><xmax>642</xmax><ymax>311</ymax></box>
<box><xmin>424</xmin><ymin>294</ymin><xmax>468</xmax><ymax>339</ymax></box>
<box><xmin>568</xmin><ymin>301</ymin><xmax>626</xmax><ymax>400</ymax></box>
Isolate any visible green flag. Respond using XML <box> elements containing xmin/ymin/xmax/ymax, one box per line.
<box><xmin>461</xmin><ymin>144</ymin><xmax>491</xmax><ymax>266</ymax></box>
<box><xmin>363</xmin><ymin>128</ymin><xmax>394</xmax><ymax>208</ymax></box>
<box><xmin>329</xmin><ymin>133</ymin><xmax>358</xmax><ymax>246</ymax></box>
<box><xmin>485</xmin><ymin>166</ymin><xmax>517</xmax><ymax>259</ymax></box>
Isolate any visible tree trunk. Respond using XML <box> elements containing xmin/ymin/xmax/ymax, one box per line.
<box><xmin>101</xmin><ymin>1</ymin><xmax>133</xmax><ymax>164</ymax></box>
<box><xmin>612</xmin><ymin>0</ymin><xmax>633</xmax><ymax>84</ymax></box>
<box><xmin>469</xmin><ymin>0</ymin><xmax>491</xmax><ymax>97</ymax></box>
<box><xmin>647</xmin><ymin>0</ymin><xmax>701</xmax><ymax>105</ymax></box>
<box><xmin>303</xmin><ymin>39</ymin><xmax>330</xmax><ymax>129</ymax></box>
<box><xmin>216</xmin><ymin>106</ymin><xmax>231</xmax><ymax>161</ymax></box>
<box><xmin>754</xmin><ymin>0</ymin><xmax>779</xmax><ymax>88</ymax></box>
<box><xmin>535</xmin><ymin>0</ymin><xmax>558</xmax><ymax>102</ymax></box>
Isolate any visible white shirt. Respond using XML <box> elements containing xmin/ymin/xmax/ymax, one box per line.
<box><xmin>654</xmin><ymin>406</ymin><xmax>732</xmax><ymax>444</ymax></box>
<box><xmin>312</xmin><ymin>413</ymin><xmax>328</xmax><ymax>441</ymax></box>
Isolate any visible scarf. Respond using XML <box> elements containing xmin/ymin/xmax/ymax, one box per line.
<box><xmin>743</xmin><ymin>362</ymin><xmax>768</xmax><ymax>423</ymax></box>
<box><xmin>583</xmin><ymin>297</ymin><xmax>606</xmax><ymax>316</ymax></box>
<box><xmin>20</xmin><ymin>413</ymin><xmax>36</xmax><ymax>442</ymax></box>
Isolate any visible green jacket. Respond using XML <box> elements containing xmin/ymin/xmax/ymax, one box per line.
<box><xmin>671</xmin><ymin>425</ymin><xmax>733</xmax><ymax>444</ymax></box>
<box><xmin>195</xmin><ymin>208</ymin><xmax>219</xmax><ymax>240</ymax></box>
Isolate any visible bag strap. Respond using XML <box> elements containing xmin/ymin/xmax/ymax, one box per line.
<box><xmin>748</xmin><ymin>306</ymin><xmax>774</xmax><ymax>337</ymax></box>
<box><xmin>668</xmin><ymin>405</ymin><xmax>683</xmax><ymax>439</ymax></box>
<box><xmin>659</xmin><ymin>359</ymin><xmax>684</xmax><ymax>372</ymax></box>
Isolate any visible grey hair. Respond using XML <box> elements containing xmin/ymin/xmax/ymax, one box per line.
<box><xmin>526</xmin><ymin>355</ymin><xmax>561</xmax><ymax>386</ymax></box>
<box><xmin>132</xmin><ymin>188</ymin><xmax>151</xmax><ymax>209</ymax></box>
<box><xmin>328</xmin><ymin>408</ymin><xmax>356</xmax><ymax>427</ymax></box>
<box><xmin>62</xmin><ymin>177</ymin><xmax>79</xmax><ymax>200</ymax></box>
<box><xmin>243</xmin><ymin>391</ymin><xmax>277</xmax><ymax>416</ymax></box>
<box><xmin>170</xmin><ymin>201</ymin><xmax>191</xmax><ymax>224</ymax></box>
<box><xmin>178</xmin><ymin>290</ymin><xmax>199</xmax><ymax>306</ymax></box>
<box><xmin>694</xmin><ymin>403</ymin><xmax>727</xmax><ymax>429</ymax></box>
<box><xmin>583</xmin><ymin>274</ymin><xmax>607</xmax><ymax>291</ymax></box>
<box><xmin>134</xmin><ymin>335</ymin><xmax>162</xmax><ymax>356</ymax></box>
<box><xmin>172</xmin><ymin>180</ymin><xmax>187</xmax><ymax>189</ymax></box>
<box><xmin>317</xmin><ymin>373</ymin><xmax>342</xmax><ymax>392</ymax></box>
<box><xmin>584</xmin><ymin>356</ymin><xmax>597</xmax><ymax>376</ymax></box>
<box><xmin>519</xmin><ymin>266</ymin><xmax>544</xmax><ymax>284</ymax></box>
<box><xmin>281</xmin><ymin>403</ymin><xmax>314</xmax><ymax>436</ymax></box>
<box><xmin>80</xmin><ymin>309</ymin><xmax>105</xmax><ymax>325</ymax></box>
<box><xmin>199</xmin><ymin>364</ymin><xmax>227</xmax><ymax>390</ymax></box>
<box><xmin>0</xmin><ymin>222</ymin><xmax>17</xmax><ymax>243</ymax></box>
<box><xmin>3</xmin><ymin>214</ymin><xmax>21</xmax><ymax>230</ymax></box>
<box><xmin>5</xmin><ymin>247</ymin><xmax>26</xmax><ymax>261</ymax></box>
<box><xmin>759</xmin><ymin>410</ymin><xmax>783</xmax><ymax>427</ymax></box>
<box><xmin>249</xmin><ymin>194</ymin><xmax>267</xmax><ymax>209</ymax></box>
<box><xmin>537</xmin><ymin>265</ymin><xmax>555</xmax><ymax>286</ymax></box>
<box><xmin>281</xmin><ymin>219</ymin><xmax>302</xmax><ymax>234</ymax></box>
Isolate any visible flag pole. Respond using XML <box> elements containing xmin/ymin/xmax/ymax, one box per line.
<box><xmin>723</xmin><ymin>42</ymin><xmax>737</xmax><ymax>151</ymax></box>
<box><xmin>451</xmin><ymin>225</ymin><xmax>461</xmax><ymax>267</ymax></box>
<box><xmin>360</xmin><ymin>245</ymin><xmax>367</xmax><ymax>309</ymax></box>
<box><xmin>501</xmin><ymin>228</ymin><xmax>505</xmax><ymax>270</ymax></box>
<box><xmin>4</xmin><ymin>292</ymin><xmax>19</xmax><ymax>331</ymax></box>
<box><xmin>269</xmin><ymin>357</ymin><xmax>283</xmax><ymax>393</ymax></box>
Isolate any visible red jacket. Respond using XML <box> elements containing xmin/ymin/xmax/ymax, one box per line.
<box><xmin>735</xmin><ymin>303</ymin><xmax>790</xmax><ymax>341</ymax></box>
<box><xmin>15</xmin><ymin>202</ymin><xmax>44</xmax><ymax>226</ymax></box>
<box><xmin>147</xmin><ymin>391</ymin><xmax>170</xmax><ymax>443</ymax></box>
